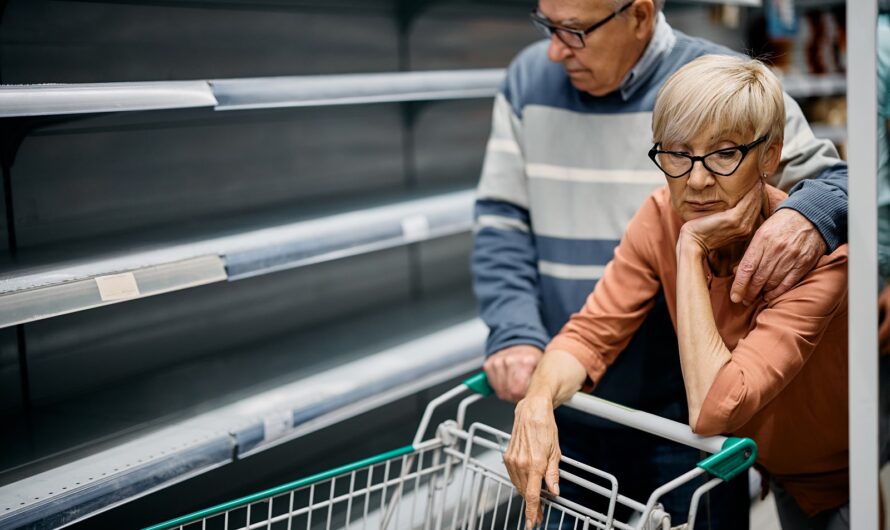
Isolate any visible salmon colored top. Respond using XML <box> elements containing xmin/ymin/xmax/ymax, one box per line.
<box><xmin>548</xmin><ymin>185</ymin><xmax>848</xmax><ymax>516</ymax></box>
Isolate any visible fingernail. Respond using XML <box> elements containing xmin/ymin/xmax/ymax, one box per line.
<box><xmin>730</xmin><ymin>293</ymin><xmax>740</xmax><ymax>303</ymax></box>
<box><xmin>526</xmin><ymin>519</ymin><xmax>533</xmax><ymax>530</ymax></box>
<box><xmin>553</xmin><ymin>483</ymin><xmax>560</xmax><ymax>496</ymax></box>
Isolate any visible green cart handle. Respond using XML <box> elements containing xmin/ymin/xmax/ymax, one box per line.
<box><xmin>462</xmin><ymin>371</ymin><xmax>494</xmax><ymax>396</ymax></box>
<box><xmin>461</xmin><ymin>372</ymin><xmax>756</xmax><ymax>480</ymax></box>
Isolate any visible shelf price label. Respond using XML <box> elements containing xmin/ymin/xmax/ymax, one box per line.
<box><xmin>95</xmin><ymin>272</ymin><xmax>141</xmax><ymax>301</ymax></box>
<box><xmin>401</xmin><ymin>214</ymin><xmax>430</xmax><ymax>242</ymax></box>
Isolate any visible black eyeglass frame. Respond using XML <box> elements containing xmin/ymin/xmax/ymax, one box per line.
<box><xmin>529</xmin><ymin>0</ymin><xmax>636</xmax><ymax>50</ymax></box>
<box><xmin>648</xmin><ymin>135</ymin><xmax>769</xmax><ymax>179</ymax></box>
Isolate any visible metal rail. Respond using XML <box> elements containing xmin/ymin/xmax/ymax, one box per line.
<box><xmin>0</xmin><ymin>69</ymin><xmax>505</xmax><ymax>118</ymax></box>
<box><xmin>0</xmin><ymin>189</ymin><xmax>474</xmax><ymax>329</ymax></box>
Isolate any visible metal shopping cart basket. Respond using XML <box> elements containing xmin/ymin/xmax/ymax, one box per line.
<box><xmin>145</xmin><ymin>373</ymin><xmax>756</xmax><ymax>530</ymax></box>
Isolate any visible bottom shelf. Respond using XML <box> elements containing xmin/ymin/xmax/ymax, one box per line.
<box><xmin>0</xmin><ymin>292</ymin><xmax>484</xmax><ymax>529</ymax></box>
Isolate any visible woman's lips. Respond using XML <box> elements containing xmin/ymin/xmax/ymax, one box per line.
<box><xmin>686</xmin><ymin>200</ymin><xmax>721</xmax><ymax>211</ymax></box>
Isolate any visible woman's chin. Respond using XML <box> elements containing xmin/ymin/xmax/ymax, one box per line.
<box><xmin>681</xmin><ymin>210</ymin><xmax>713</xmax><ymax>222</ymax></box>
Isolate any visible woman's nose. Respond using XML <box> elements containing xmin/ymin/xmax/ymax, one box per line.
<box><xmin>687</xmin><ymin>160</ymin><xmax>715</xmax><ymax>190</ymax></box>
<box><xmin>547</xmin><ymin>34</ymin><xmax>572</xmax><ymax>62</ymax></box>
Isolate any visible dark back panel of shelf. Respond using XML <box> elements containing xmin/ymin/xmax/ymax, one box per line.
<box><xmin>0</xmin><ymin>0</ymin><xmax>398</xmax><ymax>83</ymax></box>
<box><xmin>11</xmin><ymin>105</ymin><xmax>406</xmax><ymax>248</ymax></box>
<box><xmin>408</xmin><ymin>4</ymin><xmax>538</xmax><ymax>70</ymax></box>
<box><xmin>0</xmin><ymin>330</ymin><xmax>20</xmax><ymax>412</ymax></box>
<box><xmin>413</xmin><ymin>99</ymin><xmax>493</xmax><ymax>189</ymax></box>
<box><xmin>417</xmin><ymin>231</ymin><xmax>473</xmax><ymax>294</ymax></box>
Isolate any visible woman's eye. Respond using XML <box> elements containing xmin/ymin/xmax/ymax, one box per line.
<box><xmin>716</xmin><ymin>150</ymin><xmax>737</xmax><ymax>159</ymax></box>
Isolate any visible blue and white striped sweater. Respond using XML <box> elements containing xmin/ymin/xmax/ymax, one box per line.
<box><xmin>472</xmin><ymin>19</ymin><xmax>848</xmax><ymax>413</ymax></box>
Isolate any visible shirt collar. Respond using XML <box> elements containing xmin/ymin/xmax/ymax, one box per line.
<box><xmin>619</xmin><ymin>12</ymin><xmax>676</xmax><ymax>101</ymax></box>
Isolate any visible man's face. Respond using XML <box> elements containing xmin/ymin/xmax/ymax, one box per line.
<box><xmin>537</xmin><ymin>0</ymin><xmax>648</xmax><ymax>96</ymax></box>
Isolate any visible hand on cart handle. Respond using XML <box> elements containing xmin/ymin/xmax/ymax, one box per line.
<box><xmin>483</xmin><ymin>345</ymin><xmax>544</xmax><ymax>402</ymax></box>
<box><xmin>504</xmin><ymin>394</ymin><xmax>562</xmax><ymax>529</ymax></box>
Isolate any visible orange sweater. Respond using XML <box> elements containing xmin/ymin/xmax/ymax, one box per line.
<box><xmin>548</xmin><ymin>185</ymin><xmax>848</xmax><ymax>516</ymax></box>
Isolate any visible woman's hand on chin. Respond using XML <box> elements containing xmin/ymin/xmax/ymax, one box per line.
<box><xmin>679</xmin><ymin>180</ymin><xmax>764</xmax><ymax>254</ymax></box>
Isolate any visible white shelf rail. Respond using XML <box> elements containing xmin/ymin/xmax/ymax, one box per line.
<box><xmin>0</xmin><ymin>69</ymin><xmax>506</xmax><ymax>118</ymax></box>
<box><xmin>0</xmin><ymin>81</ymin><xmax>218</xmax><ymax>117</ymax></box>
<box><xmin>211</xmin><ymin>69</ymin><xmax>505</xmax><ymax>111</ymax></box>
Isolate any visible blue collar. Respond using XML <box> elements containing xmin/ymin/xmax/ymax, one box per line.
<box><xmin>619</xmin><ymin>13</ymin><xmax>676</xmax><ymax>101</ymax></box>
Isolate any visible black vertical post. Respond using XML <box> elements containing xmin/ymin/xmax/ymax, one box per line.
<box><xmin>1</xmin><ymin>116</ymin><xmax>31</xmax><ymax>415</ymax></box>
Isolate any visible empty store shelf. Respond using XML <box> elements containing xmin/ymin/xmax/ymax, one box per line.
<box><xmin>0</xmin><ymin>300</ymin><xmax>486</xmax><ymax>529</ymax></box>
<box><xmin>0</xmin><ymin>189</ymin><xmax>475</xmax><ymax>328</ymax></box>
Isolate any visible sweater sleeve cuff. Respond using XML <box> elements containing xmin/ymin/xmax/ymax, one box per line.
<box><xmin>546</xmin><ymin>335</ymin><xmax>608</xmax><ymax>392</ymax></box>
<box><xmin>485</xmin><ymin>326</ymin><xmax>549</xmax><ymax>357</ymax></box>
<box><xmin>778</xmin><ymin>183</ymin><xmax>847</xmax><ymax>252</ymax></box>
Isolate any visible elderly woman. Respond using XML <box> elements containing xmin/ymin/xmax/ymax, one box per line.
<box><xmin>505</xmin><ymin>55</ymin><xmax>848</xmax><ymax>530</ymax></box>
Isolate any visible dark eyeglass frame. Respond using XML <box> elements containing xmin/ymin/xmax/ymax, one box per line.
<box><xmin>529</xmin><ymin>0</ymin><xmax>636</xmax><ymax>50</ymax></box>
<box><xmin>648</xmin><ymin>135</ymin><xmax>769</xmax><ymax>178</ymax></box>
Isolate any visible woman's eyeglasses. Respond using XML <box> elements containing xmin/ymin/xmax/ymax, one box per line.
<box><xmin>648</xmin><ymin>136</ymin><xmax>768</xmax><ymax>178</ymax></box>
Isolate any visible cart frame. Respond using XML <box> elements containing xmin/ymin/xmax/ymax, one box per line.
<box><xmin>145</xmin><ymin>372</ymin><xmax>756</xmax><ymax>530</ymax></box>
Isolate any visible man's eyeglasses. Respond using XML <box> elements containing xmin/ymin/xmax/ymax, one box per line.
<box><xmin>529</xmin><ymin>0</ymin><xmax>635</xmax><ymax>50</ymax></box>
<box><xmin>648</xmin><ymin>136</ymin><xmax>768</xmax><ymax>178</ymax></box>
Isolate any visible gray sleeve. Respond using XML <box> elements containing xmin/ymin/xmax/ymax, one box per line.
<box><xmin>770</xmin><ymin>93</ymin><xmax>848</xmax><ymax>251</ymax></box>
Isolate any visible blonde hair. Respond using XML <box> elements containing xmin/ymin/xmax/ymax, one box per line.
<box><xmin>652</xmin><ymin>55</ymin><xmax>784</xmax><ymax>163</ymax></box>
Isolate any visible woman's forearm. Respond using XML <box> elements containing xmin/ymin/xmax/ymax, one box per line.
<box><xmin>525</xmin><ymin>349</ymin><xmax>588</xmax><ymax>408</ymax></box>
<box><xmin>676</xmin><ymin>234</ymin><xmax>732</xmax><ymax>429</ymax></box>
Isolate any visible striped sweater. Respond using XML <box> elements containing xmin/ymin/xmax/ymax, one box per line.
<box><xmin>472</xmin><ymin>15</ymin><xmax>848</xmax><ymax>414</ymax></box>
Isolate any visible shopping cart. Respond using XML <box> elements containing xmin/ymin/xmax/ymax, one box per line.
<box><xmin>145</xmin><ymin>373</ymin><xmax>756</xmax><ymax>530</ymax></box>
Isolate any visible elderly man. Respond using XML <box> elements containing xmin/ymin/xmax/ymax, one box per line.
<box><xmin>471</xmin><ymin>0</ymin><xmax>847</xmax><ymax>526</ymax></box>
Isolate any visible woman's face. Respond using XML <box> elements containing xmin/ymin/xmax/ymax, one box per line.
<box><xmin>660</xmin><ymin>129</ymin><xmax>780</xmax><ymax>222</ymax></box>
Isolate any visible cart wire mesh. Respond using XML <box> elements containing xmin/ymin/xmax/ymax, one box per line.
<box><xmin>146</xmin><ymin>375</ymin><xmax>755</xmax><ymax>530</ymax></box>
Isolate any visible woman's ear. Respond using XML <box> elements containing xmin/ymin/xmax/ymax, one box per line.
<box><xmin>761</xmin><ymin>140</ymin><xmax>783</xmax><ymax>177</ymax></box>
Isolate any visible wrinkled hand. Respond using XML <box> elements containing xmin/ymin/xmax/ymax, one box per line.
<box><xmin>679</xmin><ymin>180</ymin><xmax>764</xmax><ymax>253</ymax></box>
<box><xmin>484</xmin><ymin>345</ymin><xmax>544</xmax><ymax>402</ymax></box>
<box><xmin>879</xmin><ymin>286</ymin><xmax>890</xmax><ymax>355</ymax></box>
<box><xmin>730</xmin><ymin>208</ymin><xmax>826</xmax><ymax>305</ymax></box>
<box><xmin>504</xmin><ymin>395</ymin><xmax>561</xmax><ymax>529</ymax></box>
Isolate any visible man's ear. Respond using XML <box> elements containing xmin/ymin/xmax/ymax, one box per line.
<box><xmin>631</xmin><ymin>0</ymin><xmax>655</xmax><ymax>38</ymax></box>
<box><xmin>762</xmin><ymin>140</ymin><xmax>783</xmax><ymax>175</ymax></box>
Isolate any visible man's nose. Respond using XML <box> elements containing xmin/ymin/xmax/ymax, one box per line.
<box><xmin>547</xmin><ymin>34</ymin><xmax>572</xmax><ymax>62</ymax></box>
<box><xmin>687</xmin><ymin>160</ymin><xmax>715</xmax><ymax>190</ymax></box>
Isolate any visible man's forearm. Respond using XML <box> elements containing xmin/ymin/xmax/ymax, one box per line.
<box><xmin>525</xmin><ymin>349</ymin><xmax>587</xmax><ymax>408</ymax></box>
<box><xmin>780</xmin><ymin>164</ymin><xmax>848</xmax><ymax>252</ymax></box>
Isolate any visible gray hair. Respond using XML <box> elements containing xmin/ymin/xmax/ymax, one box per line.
<box><xmin>611</xmin><ymin>0</ymin><xmax>664</xmax><ymax>13</ymax></box>
<box><xmin>652</xmin><ymin>55</ymin><xmax>785</xmax><ymax>163</ymax></box>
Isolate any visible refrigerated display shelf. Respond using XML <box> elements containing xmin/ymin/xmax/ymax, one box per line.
<box><xmin>0</xmin><ymin>294</ymin><xmax>485</xmax><ymax>529</ymax></box>
<box><xmin>0</xmin><ymin>188</ymin><xmax>474</xmax><ymax>329</ymax></box>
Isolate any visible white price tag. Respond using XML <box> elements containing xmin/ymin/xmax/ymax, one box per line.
<box><xmin>263</xmin><ymin>410</ymin><xmax>292</xmax><ymax>443</ymax></box>
<box><xmin>401</xmin><ymin>215</ymin><xmax>430</xmax><ymax>242</ymax></box>
<box><xmin>95</xmin><ymin>272</ymin><xmax>140</xmax><ymax>301</ymax></box>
